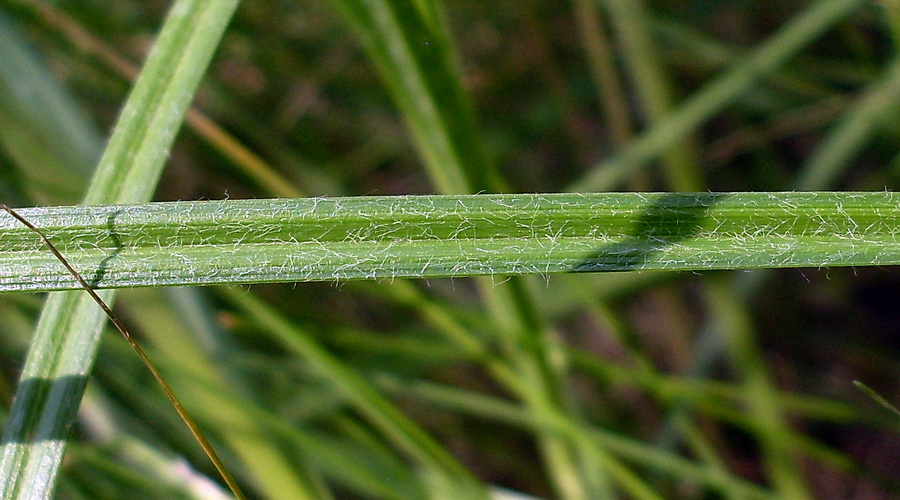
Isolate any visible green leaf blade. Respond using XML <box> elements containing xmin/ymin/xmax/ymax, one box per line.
<box><xmin>1</xmin><ymin>192</ymin><xmax>898</xmax><ymax>293</ymax></box>
<box><xmin>0</xmin><ymin>1</ymin><xmax>240</xmax><ymax>497</ymax></box>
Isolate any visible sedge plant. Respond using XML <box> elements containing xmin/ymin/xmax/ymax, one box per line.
<box><xmin>0</xmin><ymin>0</ymin><xmax>898</xmax><ymax>499</ymax></box>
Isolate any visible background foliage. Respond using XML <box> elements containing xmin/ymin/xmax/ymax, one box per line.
<box><xmin>0</xmin><ymin>0</ymin><xmax>899</xmax><ymax>498</ymax></box>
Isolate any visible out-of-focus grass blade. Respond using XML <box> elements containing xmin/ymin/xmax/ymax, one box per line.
<box><xmin>569</xmin><ymin>0</ymin><xmax>864</xmax><ymax>192</ymax></box>
<box><xmin>0</xmin><ymin>15</ymin><xmax>98</xmax><ymax>205</ymax></box>
<box><xmin>377</xmin><ymin>376</ymin><xmax>773</xmax><ymax>499</ymax></box>
<box><xmin>121</xmin><ymin>287</ymin><xmax>333</xmax><ymax>500</ymax></box>
<box><xmin>0</xmin><ymin>1</ymin><xmax>239</xmax><ymax>498</ymax></box>
<box><xmin>221</xmin><ymin>287</ymin><xmax>488</xmax><ymax>499</ymax></box>
<box><xmin>0</xmin><ymin>192</ymin><xmax>898</xmax><ymax>292</ymax></box>
<box><xmin>323</xmin><ymin>0</ymin><xmax>497</xmax><ymax>194</ymax></box>
<box><xmin>796</xmin><ymin>55</ymin><xmax>900</xmax><ymax>189</ymax></box>
<box><xmin>854</xmin><ymin>381</ymin><xmax>900</xmax><ymax>419</ymax></box>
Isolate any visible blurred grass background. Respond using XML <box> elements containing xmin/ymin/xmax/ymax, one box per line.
<box><xmin>1</xmin><ymin>0</ymin><xmax>899</xmax><ymax>498</ymax></box>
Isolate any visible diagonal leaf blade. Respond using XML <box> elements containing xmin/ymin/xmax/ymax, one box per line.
<box><xmin>0</xmin><ymin>1</ymin><xmax>239</xmax><ymax>497</ymax></box>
